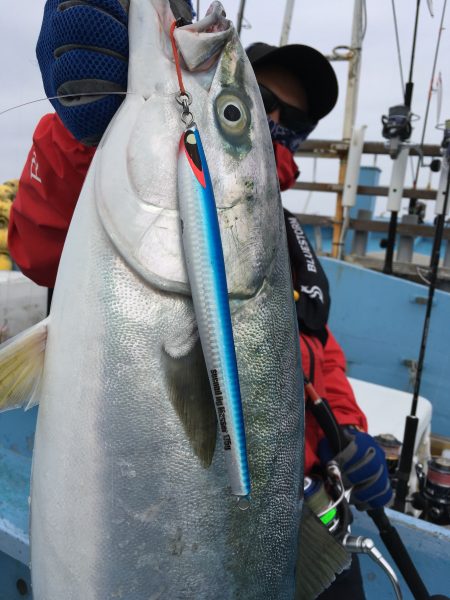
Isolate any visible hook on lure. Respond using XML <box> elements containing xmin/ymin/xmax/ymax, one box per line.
<box><xmin>170</xmin><ymin>19</ymin><xmax>251</xmax><ymax>509</ymax></box>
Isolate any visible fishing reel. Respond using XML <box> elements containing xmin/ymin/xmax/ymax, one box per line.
<box><xmin>304</xmin><ymin>463</ymin><xmax>350</xmax><ymax>540</ymax></box>
<box><xmin>374</xmin><ymin>433</ymin><xmax>450</xmax><ymax>525</ymax></box>
<box><xmin>304</xmin><ymin>462</ymin><xmax>404</xmax><ymax>599</ymax></box>
<box><xmin>374</xmin><ymin>434</ymin><xmax>402</xmax><ymax>488</ymax></box>
<box><xmin>412</xmin><ymin>458</ymin><xmax>450</xmax><ymax>525</ymax></box>
<box><xmin>382</xmin><ymin>105</ymin><xmax>413</xmax><ymax>159</ymax></box>
<box><xmin>441</xmin><ymin>119</ymin><xmax>450</xmax><ymax>153</ymax></box>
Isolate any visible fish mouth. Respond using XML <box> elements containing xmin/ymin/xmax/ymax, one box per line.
<box><xmin>180</xmin><ymin>1</ymin><xmax>229</xmax><ymax>34</ymax></box>
<box><xmin>174</xmin><ymin>2</ymin><xmax>233</xmax><ymax>72</ymax></box>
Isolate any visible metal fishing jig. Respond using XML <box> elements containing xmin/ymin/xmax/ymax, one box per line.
<box><xmin>170</xmin><ymin>20</ymin><xmax>251</xmax><ymax>508</ymax></box>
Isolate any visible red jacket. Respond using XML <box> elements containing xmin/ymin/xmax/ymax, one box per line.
<box><xmin>9</xmin><ymin>113</ymin><xmax>367</xmax><ymax>474</ymax></box>
<box><xmin>300</xmin><ymin>331</ymin><xmax>367</xmax><ymax>473</ymax></box>
<box><xmin>8</xmin><ymin>114</ymin><xmax>95</xmax><ymax>287</ymax></box>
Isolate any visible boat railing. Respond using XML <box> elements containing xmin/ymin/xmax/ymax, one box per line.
<box><xmin>293</xmin><ymin>139</ymin><xmax>450</xmax><ymax>289</ymax></box>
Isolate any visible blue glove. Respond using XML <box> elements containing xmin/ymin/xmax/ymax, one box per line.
<box><xmin>318</xmin><ymin>427</ymin><xmax>393</xmax><ymax>510</ymax></box>
<box><xmin>36</xmin><ymin>0</ymin><xmax>130</xmax><ymax>145</ymax></box>
<box><xmin>36</xmin><ymin>1</ymin><xmax>197</xmax><ymax>145</ymax></box>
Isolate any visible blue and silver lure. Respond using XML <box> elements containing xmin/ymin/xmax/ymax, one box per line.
<box><xmin>178</xmin><ymin>123</ymin><xmax>251</xmax><ymax>505</ymax></box>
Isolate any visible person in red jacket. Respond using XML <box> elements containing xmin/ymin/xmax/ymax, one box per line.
<box><xmin>9</xmin><ymin>3</ymin><xmax>391</xmax><ymax>598</ymax></box>
<box><xmin>246</xmin><ymin>42</ymin><xmax>391</xmax><ymax>600</ymax></box>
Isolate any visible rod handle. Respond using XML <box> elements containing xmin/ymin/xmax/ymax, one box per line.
<box><xmin>368</xmin><ymin>507</ymin><xmax>430</xmax><ymax>600</ymax></box>
<box><xmin>393</xmin><ymin>416</ymin><xmax>419</xmax><ymax>512</ymax></box>
<box><xmin>306</xmin><ymin>391</ymin><xmax>350</xmax><ymax>455</ymax></box>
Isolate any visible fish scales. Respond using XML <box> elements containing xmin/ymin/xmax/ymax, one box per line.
<box><xmin>30</xmin><ymin>162</ymin><xmax>302</xmax><ymax>598</ymax></box>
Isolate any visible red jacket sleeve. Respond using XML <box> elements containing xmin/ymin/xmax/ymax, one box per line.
<box><xmin>8</xmin><ymin>113</ymin><xmax>95</xmax><ymax>287</ymax></box>
<box><xmin>322</xmin><ymin>328</ymin><xmax>368</xmax><ymax>431</ymax></box>
<box><xmin>302</xmin><ymin>328</ymin><xmax>368</xmax><ymax>475</ymax></box>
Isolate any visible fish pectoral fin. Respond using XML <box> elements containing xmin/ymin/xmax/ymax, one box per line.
<box><xmin>295</xmin><ymin>503</ymin><xmax>350</xmax><ymax>600</ymax></box>
<box><xmin>163</xmin><ymin>340</ymin><xmax>217</xmax><ymax>467</ymax></box>
<box><xmin>0</xmin><ymin>318</ymin><xmax>49</xmax><ymax>412</ymax></box>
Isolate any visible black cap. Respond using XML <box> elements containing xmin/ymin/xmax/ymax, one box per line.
<box><xmin>246</xmin><ymin>42</ymin><xmax>338</xmax><ymax>122</ymax></box>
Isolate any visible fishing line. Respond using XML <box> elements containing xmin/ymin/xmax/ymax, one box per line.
<box><xmin>0</xmin><ymin>91</ymin><xmax>136</xmax><ymax>118</ymax></box>
<box><xmin>391</xmin><ymin>0</ymin><xmax>405</xmax><ymax>96</ymax></box>
<box><xmin>169</xmin><ymin>21</ymin><xmax>187</xmax><ymax>95</ymax></box>
<box><xmin>412</xmin><ymin>0</ymin><xmax>447</xmax><ymax>188</ymax></box>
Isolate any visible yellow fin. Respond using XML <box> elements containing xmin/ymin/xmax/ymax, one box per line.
<box><xmin>0</xmin><ymin>318</ymin><xmax>48</xmax><ymax>412</ymax></box>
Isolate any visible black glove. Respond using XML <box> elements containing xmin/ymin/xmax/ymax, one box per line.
<box><xmin>36</xmin><ymin>0</ymin><xmax>130</xmax><ymax>145</ymax></box>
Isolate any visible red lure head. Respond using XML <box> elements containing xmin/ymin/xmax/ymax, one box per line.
<box><xmin>180</xmin><ymin>128</ymin><xmax>206</xmax><ymax>188</ymax></box>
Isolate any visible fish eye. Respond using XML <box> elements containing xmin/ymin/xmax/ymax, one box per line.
<box><xmin>215</xmin><ymin>93</ymin><xmax>250</xmax><ymax>139</ymax></box>
<box><xmin>223</xmin><ymin>104</ymin><xmax>241</xmax><ymax>122</ymax></box>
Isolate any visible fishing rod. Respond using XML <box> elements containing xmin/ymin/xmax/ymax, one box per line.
<box><xmin>410</xmin><ymin>0</ymin><xmax>447</xmax><ymax>204</ymax></box>
<box><xmin>394</xmin><ymin>120</ymin><xmax>450</xmax><ymax>516</ymax></box>
<box><xmin>383</xmin><ymin>0</ymin><xmax>422</xmax><ymax>275</ymax></box>
<box><xmin>304</xmin><ymin>376</ymin><xmax>449</xmax><ymax>600</ymax></box>
<box><xmin>236</xmin><ymin>0</ymin><xmax>247</xmax><ymax>36</ymax></box>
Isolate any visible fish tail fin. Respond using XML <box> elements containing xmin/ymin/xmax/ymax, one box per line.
<box><xmin>295</xmin><ymin>503</ymin><xmax>351</xmax><ymax>600</ymax></box>
<box><xmin>0</xmin><ymin>318</ymin><xmax>49</xmax><ymax>412</ymax></box>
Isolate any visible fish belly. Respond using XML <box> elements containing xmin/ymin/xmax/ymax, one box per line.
<box><xmin>30</xmin><ymin>166</ymin><xmax>303</xmax><ymax>600</ymax></box>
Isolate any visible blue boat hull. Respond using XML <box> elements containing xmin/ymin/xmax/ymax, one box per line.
<box><xmin>354</xmin><ymin>509</ymin><xmax>450</xmax><ymax>599</ymax></box>
<box><xmin>322</xmin><ymin>257</ymin><xmax>450</xmax><ymax>436</ymax></box>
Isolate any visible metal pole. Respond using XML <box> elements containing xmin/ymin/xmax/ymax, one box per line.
<box><xmin>196</xmin><ymin>0</ymin><xmax>200</xmax><ymax>21</ymax></box>
<box><xmin>280</xmin><ymin>0</ymin><xmax>296</xmax><ymax>46</ymax></box>
<box><xmin>332</xmin><ymin>0</ymin><xmax>364</xmax><ymax>258</ymax></box>
<box><xmin>236</xmin><ymin>0</ymin><xmax>247</xmax><ymax>36</ymax></box>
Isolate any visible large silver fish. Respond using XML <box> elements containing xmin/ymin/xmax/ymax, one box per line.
<box><xmin>0</xmin><ymin>1</ymin><xmax>348</xmax><ymax>598</ymax></box>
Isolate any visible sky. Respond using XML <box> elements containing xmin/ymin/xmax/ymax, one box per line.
<box><xmin>0</xmin><ymin>0</ymin><xmax>449</xmax><ymax>218</ymax></box>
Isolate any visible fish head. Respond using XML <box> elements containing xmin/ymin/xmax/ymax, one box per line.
<box><xmin>96</xmin><ymin>0</ymin><xmax>282</xmax><ymax>298</ymax></box>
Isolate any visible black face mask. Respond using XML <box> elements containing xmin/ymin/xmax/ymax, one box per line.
<box><xmin>267</xmin><ymin>117</ymin><xmax>310</xmax><ymax>153</ymax></box>
<box><xmin>258</xmin><ymin>83</ymin><xmax>317</xmax><ymax>136</ymax></box>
